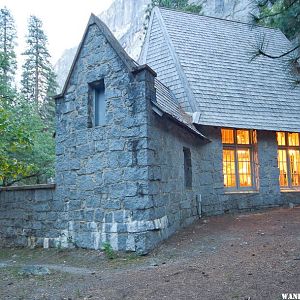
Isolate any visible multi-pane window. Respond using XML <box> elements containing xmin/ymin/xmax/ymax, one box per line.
<box><xmin>222</xmin><ymin>128</ymin><xmax>257</xmax><ymax>190</ymax></box>
<box><xmin>88</xmin><ymin>79</ymin><xmax>106</xmax><ymax>127</ymax></box>
<box><xmin>277</xmin><ymin>132</ymin><xmax>300</xmax><ymax>189</ymax></box>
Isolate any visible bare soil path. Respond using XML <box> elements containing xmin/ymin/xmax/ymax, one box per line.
<box><xmin>1</xmin><ymin>207</ymin><xmax>300</xmax><ymax>300</ymax></box>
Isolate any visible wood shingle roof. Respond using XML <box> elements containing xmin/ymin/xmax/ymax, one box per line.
<box><xmin>141</xmin><ymin>7</ymin><xmax>300</xmax><ymax>132</ymax></box>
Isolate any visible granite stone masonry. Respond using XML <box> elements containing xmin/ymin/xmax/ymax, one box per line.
<box><xmin>54</xmin><ymin>17</ymin><xmax>168</xmax><ymax>253</ymax></box>
<box><xmin>0</xmin><ymin>185</ymin><xmax>56</xmax><ymax>248</ymax></box>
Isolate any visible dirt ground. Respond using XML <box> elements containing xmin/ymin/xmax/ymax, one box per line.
<box><xmin>1</xmin><ymin>207</ymin><xmax>300</xmax><ymax>300</ymax></box>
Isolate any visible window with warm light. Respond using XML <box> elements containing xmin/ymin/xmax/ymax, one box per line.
<box><xmin>221</xmin><ymin>129</ymin><xmax>257</xmax><ymax>190</ymax></box>
<box><xmin>277</xmin><ymin>132</ymin><xmax>300</xmax><ymax>189</ymax></box>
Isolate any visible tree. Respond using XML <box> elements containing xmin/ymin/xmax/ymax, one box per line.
<box><xmin>254</xmin><ymin>0</ymin><xmax>300</xmax><ymax>41</ymax></box>
<box><xmin>41</xmin><ymin>69</ymin><xmax>58</xmax><ymax>127</ymax></box>
<box><xmin>0</xmin><ymin>7</ymin><xmax>17</xmax><ymax>85</ymax></box>
<box><xmin>0</xmin><ymin>52</ymin><xmax>34</xmax><ymax>186</ymax></box>
<box><xmin>0</xmin><ymin>100</ymin><xmax>34</xmax><ymax>186</ymax></box>
<box><xmin>0</xmin><ymin>93</ymin><xmax>55</xmax><ymax>186</ymax></box>
<box><xmin>13</xmin><ymin>98</ymin><xmax>55</xmax><ymax>185</ymax></box>
<box><xmin>151</xmin><ymin>0</ymin><xmax>202</xmax><ymax>13</ymax></box>
<box><xmin>21</xmin><ymin>15</ymin><xmax>57</xmax><ymax>115</ymax></box>
<box><xmin>0</xmin><ymin>45</ymin><xmax>55</xmax><ymax>186</ymax></box>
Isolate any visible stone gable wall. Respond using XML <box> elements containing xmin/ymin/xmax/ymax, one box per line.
<box><xmin>55</xmin><ymin>23</ymin><xmax>159</xmax><ymax>253</ymax></box>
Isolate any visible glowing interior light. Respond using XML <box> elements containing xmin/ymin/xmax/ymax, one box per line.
<box><xmin>277</xmin><ymin>132</ymin><xmax>300</xmax><ymax>188</ymax></box>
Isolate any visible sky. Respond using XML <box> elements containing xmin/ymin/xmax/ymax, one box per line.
<box><xmin>0</xmin><ymin>0</ymin><xmax>113</xmax><ymax>67</ymax></box>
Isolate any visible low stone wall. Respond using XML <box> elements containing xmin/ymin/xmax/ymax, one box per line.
<box><xmin>0</xmin><ymin>184</ymin><xmax>57</xmax><ymax>248</ymax></box>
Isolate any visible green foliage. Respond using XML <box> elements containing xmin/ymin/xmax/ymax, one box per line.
<box><xmin>0</xmin><ymin>7</ymin><xmax>17</xmax><ymax>85</ymax></box>
<box><xmin>0</xmin><ymin>10</ymin><xmax>56</xmax><ymax>186</ymax></box>
<box><xmin>41</xmin><ymin>70</ymin><xmax>58</xmax><ymax>127</ymax></box>
<box><xmin>254</xmin><ymin>0</ymin><xmax>300</xmax><ymax>40</ymax></box>
<box><xmin>0</xmin><ymin>98</ymin><xmax>34</xmax><ymax>186</ymax></box>
<box><xmin>0</xmin><ymin>51</ymin><xmax>33</xmax><ymax>186</ymax></box>
<box><xmin>15</xmin><ymin>99</ymin><xmax>55</xmax><ymax>185</ymax></box>
<box><xmin>102</xmin><ymin>242</ymin><xmax>117</xmax><ymax>259</ymax></box>
<box><xmin>253</xmin><ymin>0</ymin><xmax>300</xmax><ymax>83</ymax></box>
<box><xmin>0</xmin><ymin>92</ymin><xmax>55</xmax><ymax>186</ymax></box>
<box><xmin>182</xmin><ymin>3</ymin><xmax>203</xmax><ymax>14</ymax></box>
<box><xmin>151</xmin><ymin>0</ymin><xmax>202</xmax><ymax>12</ymax></box>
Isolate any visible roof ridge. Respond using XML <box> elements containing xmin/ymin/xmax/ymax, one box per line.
<box><xmin>158</xmin><ymin>6</ymin><xmax>282</xmax><ymax>33</ymax></box>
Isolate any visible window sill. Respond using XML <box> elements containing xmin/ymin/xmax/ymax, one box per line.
<box><xmin>94</xmin><ymin>124</ymin><xmax>107</xmax><ymax>128</ymax></box>
<box><xmin>225</xmin><ymin>190</ymin><xmax>259</xmax><ymax>195</ymax></box>
<box><xmin>280</xmin><ymin>189</ymin><xmax>300</xmax><ymax>193</ymax></box>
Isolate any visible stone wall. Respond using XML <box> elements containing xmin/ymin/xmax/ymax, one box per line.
<box><xmin>0</xmin><ymin>184</ymin><xmax>56</xmax><ymax>247</ymax></box>
<box><xmin>55</xmin><ymin>22</ymin><xmax>160</xmax><ymax>253</ymax></box>
<box><xmin>145</xmin><ymin>113</ymin><xmax>205</xmax><ymax>248</ymax></box>
<box><xmin>196</xmin><ymin>126</ymin><xmax>300</xmax><ymax>215</ymax></box>
<box><xmin>54</xmin><ymin>19</ymin><xmax>214</xmax><ymax>254</ymax></box>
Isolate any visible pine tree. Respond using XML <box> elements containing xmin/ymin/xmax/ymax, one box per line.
<box><xmin>21</xmin><ymin>15</ymin><xmax>57</xmax><ymax>113</ymax></box>
<box><xmin>41</xmin><ymin>69</ymin><xmax>58</xmax><ymax>126</ymax></box>
<box><xmin>0</xmin><ymin>7</ymin><xmax>17</xmax><ymax>85</ymax></box>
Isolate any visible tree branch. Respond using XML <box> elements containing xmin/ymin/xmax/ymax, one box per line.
<box><xmin>254</xmin><ymin>0</ymin><xmax>298</xmax><ymax>21</ymax></box>
<box><xmin>257</xmin><ymin>44</ymin><xmax>300</xmax><ymax>59</ymax></box>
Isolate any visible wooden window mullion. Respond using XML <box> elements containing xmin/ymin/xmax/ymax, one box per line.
<box><xmin>233</xmin><ymin>130</ymin><xmax>240</xmax><ymax>189</ymax></box>
<box><xmin>286</xmin><ymin>133</ymin><xmax>292</xmax><ymax>188</ymax></box>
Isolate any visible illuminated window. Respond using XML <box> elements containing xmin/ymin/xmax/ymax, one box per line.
<box><xmin>277</xmin><ymin>132</ymin><xmax>300</xmax><ymax>189</ymax></box>
<box><xmin>221</xmin><ymin>129</ymin><xmax>257</xmax><ymax>190</ymax></box>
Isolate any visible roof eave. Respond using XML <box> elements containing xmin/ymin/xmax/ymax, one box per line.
<box><xmin>151</xmin><ymin>102</ymin><xmax>209</xmax><ymax>141</ymax></box>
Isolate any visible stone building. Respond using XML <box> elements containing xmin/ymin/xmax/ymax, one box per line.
<box><xmin>1</xmin><ymin>8</ymin><xmax>299</xmax><ymax>254</ymax></box>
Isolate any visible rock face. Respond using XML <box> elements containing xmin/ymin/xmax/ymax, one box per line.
<box><xmin>197</xmin><ymin>0</ymin><xmax>256</xmax><ymax>22</ymax></box>
<box><xmin>55</xmin><ymin>48</ymin><xmax>77</xmax><ymax>90</ymax></box>
<box><xmin>100</xmin><ymin>0</ymin><xmax>149</xmax><ymax>60</ymax></box>
<box><xmin>54</xmin><ymin>0</ymin><xmax>254</xmax><ymax>89</ymax></box>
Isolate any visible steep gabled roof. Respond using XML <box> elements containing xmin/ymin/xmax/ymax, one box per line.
<box><xmin>55</xmin><ymin>13</ymin><xmax>139</xmax><ymax>100</ymax></box>
<box><xmin>141</xmin><ymin>7</ymin><xmax>300</xmax><ymax>132</ymax></box>
<box><xmin>54</xmin><ymin>14</ymin><xmax>206</xmax><ymax>139</ymax></box>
